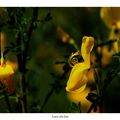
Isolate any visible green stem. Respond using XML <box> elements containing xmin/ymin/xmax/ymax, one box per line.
<box><xmin>16</xmin><ymin>8</ymin><xmax>39</xmax><ymax>113</ymax></box>
<box><xmin>93</xmin><ymin>39</ymin><xmax>117</xmax><ymax>50</ymax></box>
<box><xmin>40</xmin><ymin>88</ymin><xmax>54</xmax><ymax>112</ymax></box>
<box><xmin>98</xmin><ymin>69</ymin><xmax>103</xmax><ymax>113</ymax></box>
<box><xmin>40</xmin><ymin>71</ymin><xmax>67</xmax><ymax>113</ymax></box>
<box><xmin>0</xmin><ymin>82</ymin><xmax>12</xmax><ymax>113</ymax></box>
<box><xmin>16</xmin><ymin>32</ymin><xmax>26</xmax><ymax>113</ymax></box>
<box><xmin>3</xmin><ymin>90</ymin><xmax>12</xmax><ymax>113</ymax></box>
<box><xmin>69</xmin><ymin>39</ymin><xmax>79</xmax><ymax>52</ymax></box>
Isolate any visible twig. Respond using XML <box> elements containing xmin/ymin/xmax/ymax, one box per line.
<box><xmin>0</xmin><ymin>82</ymin><xmax>12</xmax><ymax>112</ymax></box>
<box><xmin>3</xmin><ymin>90</ymin><xmax>12</xmax><ymax>113</ymax></box>
<box><xmin>93</xmin><ymin>39</ymin><xmax>117</xmax><ymax>50</ymax></box>
<box><xmin>22</xmin><ymin>8</ymin><xmax>38</xmax><ymax>113</ymax></box>
<box><xmin>16</xmin><ymin>31</ymin><xmax>26</xmax><ymax>112</ymax></box>
<box><xmin>40</xmin><ymin>88</ymin><xmax>54</xmax><ymax>112</ymax></box>
<box><xmin>87</xmin><ymin>103</ymin><xmax>96</xmax><ymax>113</ymax></box>
<box><xmin>22</xmin><ymin>8</ymin><xmax>39</xmax><ymax>112</ymax></box>
<box><xmin>40</xmin><ymin>72</ymin><xmax>67</xmax><ymax>112</ymax></box>
<box><xmin>16</xmin><ymin>8</ymin><xmax>39</xmax><ymax>113</ymax></box>
<box><xmin>24</xmin><ymin>7</ymin><xmax>39</xmax><ymax>58</ymax></box>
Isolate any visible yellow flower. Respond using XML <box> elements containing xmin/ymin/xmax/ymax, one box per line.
<box><xmin>101</xmin><ymin>7</ymin><xmax>120</xmax><ymax>29</ymax></box>
<box><xmin>67</xmin><ymin>87</ymin><xmax>100</xmax><ymax>112</ymax></box>
<box><xmin>66</xmin><ymin>36</ymin><xmax>94</xmax><ymax>93</ymax></box>
<box><xmin>95</xmin><ymin>45</ymin><xmax>116</xmax><ymax>67</ymax></box>
<box><xmin>57</xmin><ymin>26</ymin><xmax>73</xmax><ymax>44</ymax></box>
<box><xmin>0</xmin><ymin>32</ymin><xmax>15</xmax><ymax>93</ymax></box>
<box><xmin>57</xmin><ymin>26</ymin><xmax>79</xmax><ymax>51</ymax></box>
<box><xmin>100</xmin><ymin>7</ymin><xmax>120</xmax><ymax>53</ymax></box>
<box><xmin>0</xmin><ymin>63</ymin><xmax>15</xmax><ymax>94</ymax></box>
<box><xmin>67</xmin><ymin>87</ymin><xmax>91</xmax><ymax>112</ymax></box>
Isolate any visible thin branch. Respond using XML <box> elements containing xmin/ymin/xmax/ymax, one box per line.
<box><xmin>39</xmin><ymin>71</ymin><xmax>67</xmax><ymax>113</ymax></box>
<box><xmin>3</xmin><ymin>90</ymin><xmax>12</xmax><ymax>113</ymax></box>
<box><xmin>24</xmin><ymin>8</ymin><xmax>39</xmax><ymax>60</ymax></box>
<box><xmin>0</xmin><ymin>82</ymin><xmax>12</xmax><ymax>112</ymax></box>
<box><xmin>93</xmin><ymin>39</ymin><xmax>117</xmax><ymax>50</ymax></box>
<box><xmin>16</xmin><ymin>8</ymin><xmax>39</xmax><ymax>113</ymax></box>
<box><xmin>21</xmin><ymin>8</ymin><xmax>39</xmax><ymax>113</ymax></box>
<box><xmin>87</xmin><ymin>103</ymin><xmax>96</xmax><ymax>113</ymax></box>
<box><xmin>40</xmin><ymin>88</ymin><xmax>54</xmax><ymax>112</ymax></box>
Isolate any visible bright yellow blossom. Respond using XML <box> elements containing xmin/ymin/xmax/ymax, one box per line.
<box><xmin>67</xmin><ymin>87</ymin><xmax>91</xmax><ymax>112</ymax></box>
<box><xmin>0</xmin><ymin>32</ymin><xmax>15</xmax><ymax>93</ymax></box>
<box><xmin>57</xmin><ymin>26</ymin><xmax>73</xmax><ymax>44</ymax></box>
<box><xmin>67</xmin><ymin>87</ymin><xmax>99</xmax><ymax>112</ymax></box>
<box><xmin>101</xmin><ymin>7</ymin><xmax>120</xmax><ymax>29</ymax></box>
<box><xmin>0</xmin><ymin>63</ymin><xmax>15</xmax><ymax>93</ymax></box>
<box><xmin>66</xmin><ymin>36</ymin><xmax>94</xmax><ymax>93</ymax></box>
<box><xmin>100</xmin><ymin>7</ymin><xmax>120</xmax><ymax>53</ymax></box>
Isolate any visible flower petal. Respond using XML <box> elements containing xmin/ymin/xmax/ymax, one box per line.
<box><xmin>81</xmin><ymin>36</ymin><xmax>94</xmax><ymax>67</ymax></box>
<box><xmin>0</xmin><ymin>64</ymin><xmax>15</xmax><ymax>94</ymax></box>
<box><xmin>101</xmin><ymin>7</ymin><xmax>120</xmax><ymax>29</ymax></box>
<box><xmin>66</xmin><ymin>63</ymin><xmax>88</xmax><ymax>93</ymax></box>
<box><xmin>66</xmin><ymin>36</ymin><xmax>94</xmax><ymax>93</ymax></box>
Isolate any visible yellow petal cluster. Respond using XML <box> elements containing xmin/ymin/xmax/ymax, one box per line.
<box><xmin>101</xmin><ymin>7</ymin><xmax>120</xmax><ymax>53</ymax></box>
<box><xmin>0</xmin><ymin>32</ymin><xmax>15</xmax><ymax>93</ymax></box>
<box><xmin>67</xmin><ymin>88</ymin><xmax>100</xmax><ymax>112</ymax></box>
<box><xmin>101</xmin><ymin>7</ymin><xmax>120</xmax><ymax>29</ymax></box>
<box><xmin>66</xmin><ymin>36</ymin><xmax>94</xmax><ymax>93</ymax></box>
<box><xmin>57</xmin><ymin>26</ymin><xmax>73</xmax><ymax>44</ymax></box>
<box><xmin>0</xmin><ymin>63</ymin><xmax>15</xmax><ymax>93</ymax></box>
<box><xmin>0</xmin><ymin>64</ymin><xmax>14</xmax><ymax>75</ymax></box>
<box><xmin>67</xmin><ymin>87</ymin><xmax>90</xmax><ymax>112</ymax></box>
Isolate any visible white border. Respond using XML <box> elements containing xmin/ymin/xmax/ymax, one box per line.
<box><xmin>0</xmin><ymin>0</ymin><xmax>120</xmax><ymax>7</ymax></box>
<box><xmin>0</xmin><ymin>113</ymin><xmax>120</xmax><ymax>120</ymax></box>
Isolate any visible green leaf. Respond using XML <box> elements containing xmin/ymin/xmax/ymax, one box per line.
<box><xmin>70</xmin><ymin>102</ymin><xmax>81</xmax><ymax>113</ymax></box>
<box><xmin>117</xmin><ymin>72</ymin><xmax>120</xmax><ymax>78</ymax></box>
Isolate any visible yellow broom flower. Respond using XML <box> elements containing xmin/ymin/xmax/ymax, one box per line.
<box><xmin>67</xmin><ymin>87</ymin><xmax>100</xmax><ymax>112</ymax></box>
<box><xmin>0</xmin><ymin>63</ymin><xmax>15</xmax><ymax>93</ymax></box>
<box><xmin>0</xmin><ymin>32</ymin><xmax>15</xmax><ymax>94</ymax></box>
<box><xmin>57</xmin><ymin>26</ymin><xmax>72</xmax><ymax>44</ymax></box>
<box><xmin>67</xmin><ymin>87</ymin><xmax>91</xmax><ymax>112</ymax></box>
<box><xmin>66</xmin><ymin>36</ymin><xmax>94</xmax><ymax>93</ymax></box>
<box><xmin>101</xmin><ymin>7</ymin><xmax>120</xmax><ymax>29</ymax></box>
<box><xmin>100</xmin><ymin>7</ymin><xmax>120</xmax><ymax>53</ymax></box>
